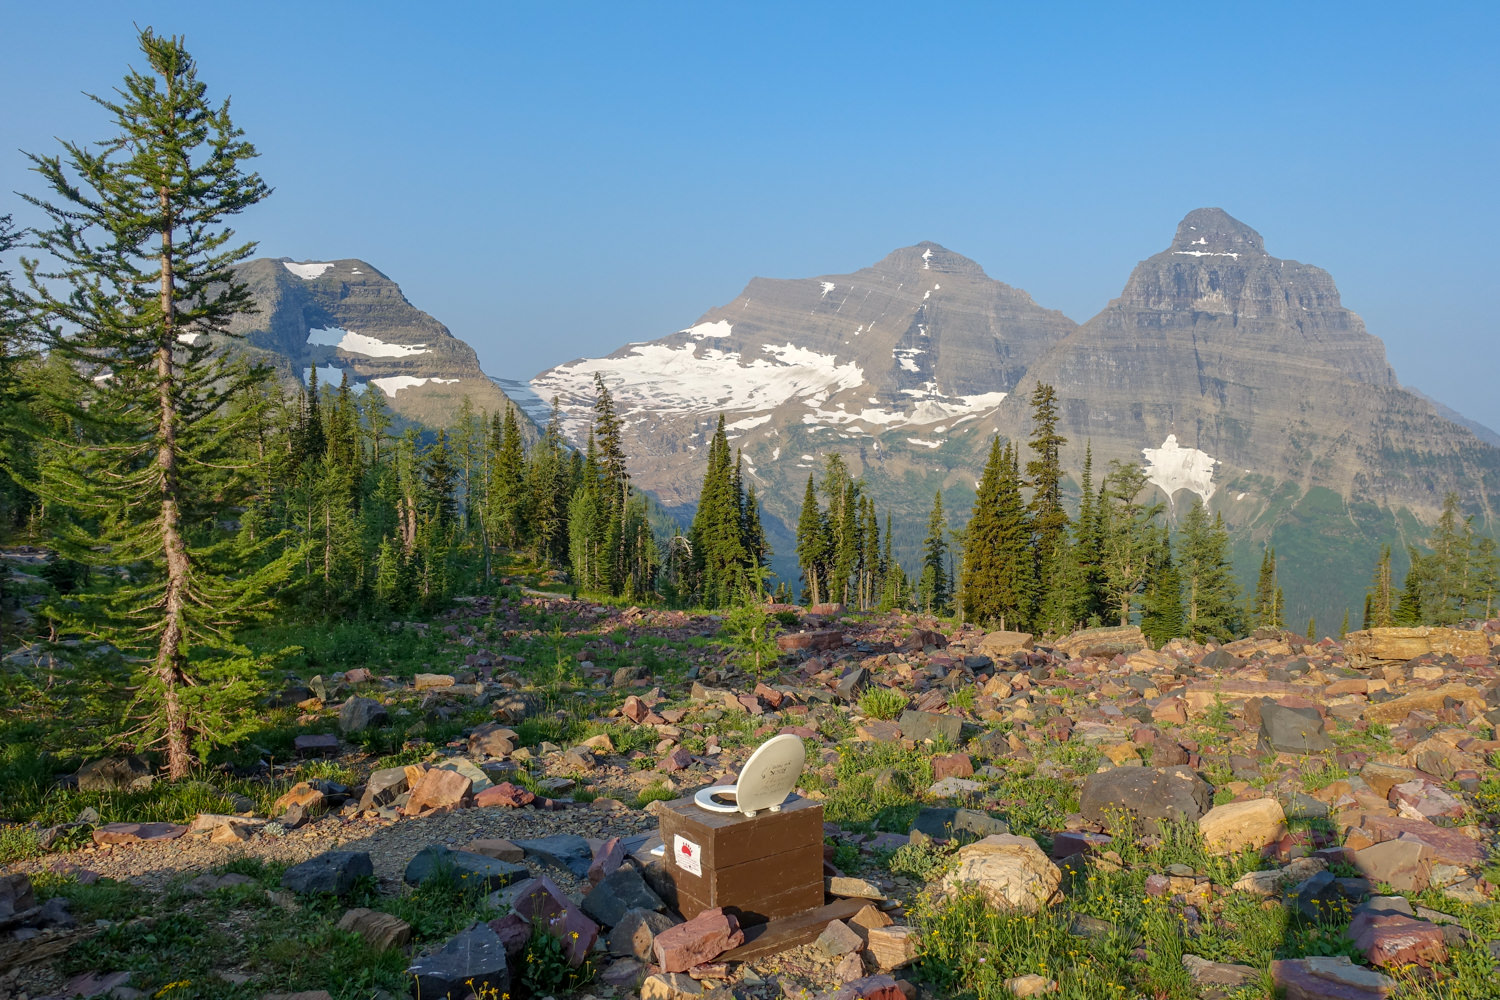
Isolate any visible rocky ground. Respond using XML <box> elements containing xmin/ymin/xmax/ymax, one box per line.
<box><xmin>2</xmin><ymin>596</ymin><xmax>1498</xmax><ymax>1000</ymax></box>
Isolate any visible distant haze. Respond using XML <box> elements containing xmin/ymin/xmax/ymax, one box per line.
<box><xmin>2</xmin><ymin>4</ymin><xmax>1495</xmax><ymax>431</ymax></box>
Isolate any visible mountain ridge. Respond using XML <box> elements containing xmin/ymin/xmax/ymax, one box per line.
<box><xmin>530</xmin><ymin>209</ymin><xmax>1500</xmax><ymax>625</ymax></box>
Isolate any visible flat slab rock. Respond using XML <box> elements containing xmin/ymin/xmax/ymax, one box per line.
<box><xmin>92</xmin><ymin>822</ymin><xmax>187</xmax><ymax>846</ymax></box>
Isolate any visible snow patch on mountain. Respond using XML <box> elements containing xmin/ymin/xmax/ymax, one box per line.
<box><xmin>531</xmin><ymin>340</ymin><xmax>867</xmax><ymax>441</ymax></box>
<box><xmin>283</xmin><ymin>261</ymin><xmax>334</xmax><ymax>280</ymax></box>
<box><xmin>370</xmin><ymin>375</ymin><xmax>459</xmax><ymax>397</ymax></box>
<box><xmin>307</xmin><ymin>326</ymin><xmax>429</xmax><ymax>358</ymax></box>
<box><xmin>683</xmin><ymin>320</ymin><xmax>732</xmax><ymax>339</ymax></box>
<box><xmin>1142</xmin><ymin>434</ymin><xmax>1218</xmax><ymax>503</ymax></box>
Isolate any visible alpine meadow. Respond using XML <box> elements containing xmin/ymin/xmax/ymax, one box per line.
<box><xmin>1</xmin><ymin>16</ymin><xmax>1499</xmax><ymax>1000</ymax></box>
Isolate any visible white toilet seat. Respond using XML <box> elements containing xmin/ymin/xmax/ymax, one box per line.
<box><xmin>691</xmin><ymin>732</ymin><xmax>806</xmax><ymax>818</ymax></box>
<box><xmin>693</xmin><ymin>785</ymin><xmax>745</xmax><ymax>813</ymax></box>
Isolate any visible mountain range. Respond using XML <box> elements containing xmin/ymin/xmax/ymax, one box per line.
<box><xmin>224</xmin><ymin>211</ymin><xmax>1499</xmax><ymax>628</ymax></box>
<box><xmin>527</xmin><ymin>208</ymin><xmax>1500</xmax><ymax>627</ymax></box>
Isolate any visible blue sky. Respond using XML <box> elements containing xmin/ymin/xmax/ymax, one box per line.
<box><xmin>4</xmin><ymin>2</ymin><xmax>1497</xmax><ymax>429</ymax></box>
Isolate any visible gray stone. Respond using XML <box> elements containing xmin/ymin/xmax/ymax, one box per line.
<box><xmin>408</xmin><ymin>921</ymin><xmax>510</xmax><ymax>1000</ymax></box>
<box><xmin>338</xmin><ymin>696</ymin><xmax>388</xmax><ymax>734</ymax></box>
<box><xmin>1258</xmin><ymin>703</ymin><xmax>1334</xmax><ymax>754</ymax></box>
<box><xmin>1292</xmin><ymin>869</ymin><xmax>1344</xmax><ymax>923</ymax></box>
<box><xmin>358</xmin><ymin>766</ymin><xmax>410</xmax><ymax>810</ymax></box>
<box><xmin>403</xmin><ymin>846</ymin><xmax>529</xmax><ymax>891</ymax></box>
<box><xmin>608</xmin><ymin>907</ymin><xmax>679</xmax><ymax>961</ymax></box>
<box><xmin>898</xmin><ymin>709</ymin><xmax>961</xmax><ymax>744</ymax></box>
<box><xmin>1079</xmin><ymin>765</ymin><xmax>1213</xmax><ymax>834</ymax></box>
<box><xmin>911</xmin><ymin>807</ymin><xmax>1009</xmax><ymax>843</ymax></box>
<box><xmin>75</xmin><ymin>756</ymin><xmax>153</xmax><ymax>792</ymax></box>
<box><xmin>281</xmin><ymin>851</ymin><xmax>373</xmax><ymax>896</ymax></box>
<box><xmin>582</xmin><ymin>864</ymin><xmax>666</xmax><ymax>928</ymax></box>
<box><xmin>513</xmin><ymin>834</ymin><xmax>594</xmax><ymax>877</ymax></box>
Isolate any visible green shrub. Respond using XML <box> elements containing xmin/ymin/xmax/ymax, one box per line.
<box><xmin>858</xmin><ymin>687</ymin><xmax>908</xmax><ymax>720</ymax></box>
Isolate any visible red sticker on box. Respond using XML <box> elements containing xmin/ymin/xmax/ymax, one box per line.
<box><xmin>673</xmin><ymin>834</ymin><xmax>702</xmax><ymax>876</ymax></box>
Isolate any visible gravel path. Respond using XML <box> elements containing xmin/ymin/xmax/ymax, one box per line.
<box><xmin>8</xmin><ymin>800</ymin><xmax>658</xmax><ymax>895</ymax></box>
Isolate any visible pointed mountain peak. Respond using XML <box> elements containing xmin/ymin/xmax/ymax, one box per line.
<box><xmin>1169</xmin><ymin>208</ymin><xmax>1265</xmax><ymax>258</ymax></box>
<box><xmin>872</xmin><ymin>241</ymin><xmax>988</xmax><ymax>277</ymax></box>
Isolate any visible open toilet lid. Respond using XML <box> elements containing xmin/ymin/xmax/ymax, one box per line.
<box><xmin>722</xmin><ymin>732</ymin><xmax>806</xmax><ymax>814</ymax></box>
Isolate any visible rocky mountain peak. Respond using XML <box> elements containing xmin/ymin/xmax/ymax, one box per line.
<box><xmin>872</xmin><ymin>242</ymin><xmax>988</xmax><ymax>278</ymax></box>
<box><xmin>1170</xmin><ymin>207</ymin><xmax>1266</xmax><ymax>257</ymax></box>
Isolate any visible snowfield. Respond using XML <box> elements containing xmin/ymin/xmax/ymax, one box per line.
<box><xmin>1141</xmin><ymin>434</ymin><xmax>1218</xmax><ymax>503</ymax></box>
<box><xmin>307</xmin><ymin>326</ymin><xmax>429</xmax><ymax>358</ymax></box>
<box><xmin>283</xmin><ymin>261</ymin><xmax>335</xmax><ymax>280</ymax></box>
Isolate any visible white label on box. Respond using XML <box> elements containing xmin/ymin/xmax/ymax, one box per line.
<box><xmin>673</xmin><ymin>834</ymin><xmax>702</xmax><ymax>877</ymax></box>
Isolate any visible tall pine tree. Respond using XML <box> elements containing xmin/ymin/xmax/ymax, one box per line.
<box><xmin>23</xmin><ymin>29</ymin><xmax>288</xmax><ymax>777</ymax></box>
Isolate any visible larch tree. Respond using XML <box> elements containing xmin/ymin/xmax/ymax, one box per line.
<box><xmin>22</xmin><ymin>29</ymin><xmax>289</xmax><ymax>777</ymax></box>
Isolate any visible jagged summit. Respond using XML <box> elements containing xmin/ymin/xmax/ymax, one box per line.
<box><xmin>1170</xmin><ymin>208</ymin><xmax>1266</xmax><ymax>256</ymax></box>
<box><xmin>871</xmin><ymin>242</ymin><xmax>989</xmax><ymax>278</ymax></box>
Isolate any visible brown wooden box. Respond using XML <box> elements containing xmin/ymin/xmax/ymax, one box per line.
<box><xmin>656</xmin><ymin>794</ymin><xmax>825</xmax><ymax>925</ymax></box>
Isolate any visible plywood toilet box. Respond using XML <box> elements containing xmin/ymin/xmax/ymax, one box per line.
<box><xmin>656</xmin><ymin>735</ymin><xmax>824</xmax><ymax>924</ymax></box>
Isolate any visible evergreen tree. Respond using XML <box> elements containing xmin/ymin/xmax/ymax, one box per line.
<box><xmin>1025</xmin><ymin>383</ymin><xmax>1069</xmax><ymax>567</ymax></box>
<box><xmin>795</xmin><ymin>474</ymin><xmax>829</xmax><ymax>606</ymax></box>
<box><xmin>22</xmin><ymin>29</ymin><xmax>285</xmax><ymax>777</ymax></box>
<box><xmin>1250</xmin><ymin>546</ymin><xmax>1284</xmax><ymax>630</ymax></box>
<box><xmin>1305</xmin><ymin>616</ymin><xmax>1316</xmax><ymax>641</ymax></box>
<box><xmin>1366</xmin><ymin>544</ymin><xmax>1394</xmax><ymax>628</ymax></box>
<box><xmin>962</xmin><ymin>437</ymin><xmax>1033</xmax><ymax>628</ymax></box>
<box><xmin>1339</xmin><ymin>608</ymin><xmax>1349</xmax><ymax>638</ymax></box>
<box><xmin>526</xmin><ymin>399</ymin><xmax>573</xmax><ymax>565</ymax></box>
<box><xmin>1140</xmin><ymin>528</ymin><xmax>1185</xmax><ymax>646</ymax></box>
<box><xmin>1073</xmin><ymin>442</ymin><xmax>1107</xmax><ymax>622</ymax></box>
<box><xmin>917</xmin><ymin>490</ymin><xmax>950</xmax><ymax>614</ymax></box>
<box><xmin>1177</xmin><ymin>498</ymin><xmax>1241</xmax><ymax>641</ymax></box>
<box><xmin>491</xmin><ymin>404</ymin><xmax>528</xmax><ymax>549</ymax></box>
<box><xmin>688</xmin><ymin>416</ymin><xmax>748</xmax><ymax>606</ymax></box>
<box><xmin>1098</xmin><ymin>462</ymin><xmax>1160</xmax><ymax>626</ymax></box>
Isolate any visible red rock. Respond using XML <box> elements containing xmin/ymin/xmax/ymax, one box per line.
<box><xmin>507</xmin><ymin>875</ymin><xmax>600</xmax><ymax>967</ymax></box>
<box><xmin>1357</xmin><ymin>814</ymin><xmax>1485</xmax><ymax>867</ymax></box>
<box><xmin>344</xmin><ymin>667</ymin><xmax>372</xmax><ymax>685</ymax></box>
<box><xmin>92</xmin><ymin>822</ymin><xmax>187</xmax><ymax>845</ymax></box>
<box><xmin>661</xmin><ymin>746</ymin><xmax>694</xmax><ymax>772</ymax></box>
<box><xmin>779</xmin><ymin>725</ymin><xmax>818</xmax><ymax>739</ymax></box>
<box><xmin>931</xmin><ymin>753</ymin><xmax>973</xmax><ymax>781</ymax></box>
<box><xmin>403</xmin><ymin>767</ymin><xmax>471</xmax><ymax>815</ymax></box>
<box><xmin>809</xmin><ymin>603</ymin><xmax>846</xmax><ymax>617</ymax></box>
<box><xmin>737</xmin><ymin>694</ymin><xmax>765</xmax><ymax>715</ymax></box>
<box><xmin>622</xmin><ymin>696</ymin><xmax>648</xmax><ymax>723</ymax></box>
<box><xmin>753</xmin><ymin>682</ymin><xmax>784</xmax><ymax>708</ymax></box>
<box><xmin>475</xmin><ymin>782</ymin><xmax>535</xmax><ymax>808</ymax></box>
<box><xmin>652</xmin><ymin>906</ymin><xmax>745</xmax><ymax>973</ymax></box>
<box><xmin>589</xmin><ymin>836</ymin><xmax>625</xmax><ymax>885</ymax></box>
<box><xmin>1270</xmin><ymin>956</ymin><xmax>1394</xmax><ymax>1000</ymax></box>
<box><xmin>1347</xmin><ymin>911</ymin><xmax>1448</xmax><ymax>968</ymax></box>
<box><xmin>777</xmin><ymin>629</ymin><xmax>844</xmax><ymax>653</ymax></box>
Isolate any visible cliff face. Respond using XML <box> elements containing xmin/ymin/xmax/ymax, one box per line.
<box><xmin>1009</xmin><ymin>208</ymin><xmax>1495</xmax><ymax>513</ymax></box>
<box><xmin>226</xmin><ymin>258</ymin><xmax>529</xmax><ymax>430</ymax></box>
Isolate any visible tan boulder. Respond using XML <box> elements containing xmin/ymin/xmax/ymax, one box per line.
<box><xmin>940</xmin><ymin>834</ymin><xmax>1060</xmax><ymax>912</ymax></box>
<box><xmin>1363</xmin><ymin>684</ymin><xmax>1483</xmax><ymax>724</ymax></box>
<box><xmin>977</xmin><ymin>630</ymin><xmax>1033</xmax><ymax>659</ymax></box>
<box><xmin>1198</xmin><ymin>798</ymin><xmax>1287</xmax><ymax>855</ymax></box>
<box><xmin>1343</xmin><ymin>627</ymin><xmax>1488</xmax><ymax>666</ymax></box>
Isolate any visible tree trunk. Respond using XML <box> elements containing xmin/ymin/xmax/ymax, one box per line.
<box><xmin>156</xmin><ymin>187</ymin><xmax>192</xmax><ymax>780</ymax></box>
